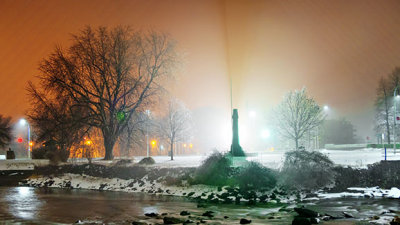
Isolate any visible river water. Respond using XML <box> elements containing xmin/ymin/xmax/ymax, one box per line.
<box><xmin>0</xmin><ymin>186</ymin><xmax>399</xmax><ymax>224</ymax></box>
<box><xmin>0</xmin><ymin>186</ymin><xmax>293</xmax><ymax>224</ymax></box>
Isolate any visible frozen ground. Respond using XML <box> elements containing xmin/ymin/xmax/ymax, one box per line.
<box><xmin>127</xmin><ymin>148</ymin><xmax>400</xmax><ymax>169</ymax></box>
<box><xmin>0</xmin><ymin>148</ymin><xmax>396</xmax><ymax>170</ymax></box>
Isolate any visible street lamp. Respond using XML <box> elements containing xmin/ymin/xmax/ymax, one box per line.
<box><xmin>249</xmin><ymin>110</ymin><xmax>256</xmax><ymax>118</ymax></box>
<box><xmin>316</xmin><ymin>105</ymin><xmax>330</xmax><ymax>149</ymax></box>
<box><xmin>19</xmin><ymin>119</ymin><xmax>31</xmax><ymax>159</ymax></box>
<box><xmin>393</xmin><ymin>87</ymin><xmax>400</xmax><ymax>154</ymax></box>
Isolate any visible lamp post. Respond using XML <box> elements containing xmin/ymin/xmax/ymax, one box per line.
<box><xmin>317</xmin><ymin>105</ymin><xmax>329</xmax><ymax>149</ymax></box>
<box><xmin>393</xmin><ymin>87</ymin><xmax>399</xmax><ymax>154</ymax></box>
<box><xmin>19</xmin><ymin>119</ymin><xmax>31</xmax><ymax>159</ymax></box>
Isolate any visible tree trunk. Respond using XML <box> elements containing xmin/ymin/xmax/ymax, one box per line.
<box><xmin>295</xmin><ymin>138</ymin><xmax>299</xmax><ymax>150</ymax></box>
<box><xmin>103</xmin><ymin>134</ymin><xmax>116</xmax><ymax>160</ymax></box>
<box><xmin>170</xmin><ymin>141</ymin><xmax>174</xmax><ymax>161</ymax></box>
<box><xmin>384</xmin><ymin>89</ymin><xmax>391</xmax><ymax>144</ymax></box>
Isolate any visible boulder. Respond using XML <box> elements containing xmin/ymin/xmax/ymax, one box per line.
<box><xmin>342</xmin><ymin>212</ymin><xmax>354</xmax><ymax>218</ymax></box>
<box><xmin>292</xmin><ymin>217</ymin><xmax>311</xmax><ymax>225</ymax></box>
<box><xmin>202</xmin><ymin>211</ymin><xmax>214</xmax><ymax>217</ymax></box>
<box><xmin>310</xmin><ymin>217</ymin><xmax>319</xmax><ymax>224</ymax></box>
<box><xmin>294</xmin><ymin>208</ymin><xmax>319</xmax><ymax>218</ymax></box>
<box><xmin>163</xmin><ymin>216</ymin><xmax>186</xmax><ymax>224</ymax></box>
<box><xmin>391</xmin><ymin>216</ymin><xmax>400</xmax><ymax>225</ymax></box>
<box><xmin>132</xmin><ymin>221</ymin><xmax>148</xmax><ymax>225</ymax></box>
<box><xmin>240</xmin><ymin>218</ymin><xmax>252</xmax><ymax>224</ymax></box>
<box><xmin>180</xmin><ymin>211</ymin><xmax>190</xmax><ymax>216</ymax></box>
<box><xmin>144</xmin><ymin>212</ymin><xmax>158</xmax><ymax>217</ymax></box>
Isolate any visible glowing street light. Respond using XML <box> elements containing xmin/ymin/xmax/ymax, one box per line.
<box><xmin>249</xmin><ymin>110</ymin><xmax>256</xmax><ymax>118</ymax></box>
<box><xmin>19</xmin><ymin>119</ymin><xmax>31</xmax><ymax>159</ymax></box>
<box><xmin>323</xmin><ymin>105</ymin><xmax>329</xmax><ymax>111</ymax></box>
<box><xmin>85</xmin><ymin>140</ymin><xmax>92</xmax><ymax>146</ymax></box>
<box><xmin>151</xmin><ymin>140</ymin><xmax>157</xmax><ymax>148</ymax></box>
<box><xmin>261</xmin><ymin>129</ymin><xmax>271</xmax><ymax>139</ymax></box>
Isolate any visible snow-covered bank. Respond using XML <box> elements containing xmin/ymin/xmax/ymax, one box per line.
<box><xmin>317</xmin><ymin>187</ymin><xmax>400</xmax><ymax>199</ymax></box>
<box><xmin>0</xmin><ymin>159</ymin><xmax>49</xmax><ymax>171</ymax></box>
<box><xmin>22</xmin><ymin>170</ymin><xmax>295</xmax><ymax>205</ymax></box>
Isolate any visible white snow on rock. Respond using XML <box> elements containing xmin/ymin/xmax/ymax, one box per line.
<box><xmin>386</xmin><ymin>187</ymin><xmax>400</xmax><ymax>198</ymax></box>
<box><xmin>317</xmin><ymin>186</ymin><xmax>400</xmax><ymax>199</ymax></box>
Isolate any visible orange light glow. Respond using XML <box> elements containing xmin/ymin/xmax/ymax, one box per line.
<box><xmin>151</xmin><ymin>140</ymin><xmax>157</xmax><ymax>147</ymax></box>
<box><xmin>29</xmin><ymin>141</ymin><xmax>33</xmax><ymax>147</ymax></box>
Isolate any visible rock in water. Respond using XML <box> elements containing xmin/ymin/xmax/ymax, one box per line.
<box><xmin>391</xmin><ymin>216</ymin><xmax>400</xmax><ymax>225</ymax></box>
<box><xmin>180</xmin><ymin>211</ymin><xmax>190</xmax><ymax>216</ymax></box>
<box><xmin>144</xmin><ymin>212</ymin><xmax>158</xmax><ymax>217</ymax></box>
<box><xmin>132</xmin><ymin>221</ymin><xmax>148</xmax><ymax>225</ymax></box>
<box><xmin>202</xmin><ymin>211</ymin><xmax>214</xmax><ymax>217</ymax></box>
<box><xmin>292</xmin><ymin>217</ymin><xmax>311</xmax><ymax>225</ymax></box>
<box><xmin>310</xmin><ymin>217</ymin><xmax>319</xmax><ymax>224</ymax></box>
<box><xmin>240</xmin><ymin>218</ymin><xmax>252</xmax><ymax>224</ymax></box>
<box><xmin>342</xmin><ymin>212</ymin><xmax>354</xmax><ymax>218</ymax></box>
<box><xmin>294</xmin><ymin>208</ymin><xmax>319</xmax><ymax>218</ymax></box>
<box><xmin>163</xmin><ymin>217</ymin><xmax>186</xmax><ymax>224</ymax></box>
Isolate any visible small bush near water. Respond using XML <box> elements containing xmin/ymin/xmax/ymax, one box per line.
<box><xmin>280</xmin><ymin>150</ymin><xmax>336</xmax><ymax>190</ymax></box>
<box><xmin>236</xmin><ymin>162</ymin><xmax>277</xmax><ymax>191</ymax></box>
<box><xmin>192</xmin><ymin>151</ymin><xmax>233</xmax><ymax>186</ymax></box>
<box><xmin>139</xmin><ymin>157</ymin><xmax>155</xmax><ymax>165</ymax></box>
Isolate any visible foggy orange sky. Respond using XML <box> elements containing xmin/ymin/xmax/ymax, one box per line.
<box><xmin>1</xmin><ymin>0</ymin><xmax>400</xmax><ymax>139</ymax></box>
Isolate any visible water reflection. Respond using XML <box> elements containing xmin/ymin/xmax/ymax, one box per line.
<box><xmin>143</xmin><ymin>206</ymin><xmax>159</xmax><ymax>215</ymax></box>
<box><xmin>4</xmin><ymin>187</ymin><xmax>42</xmax><ymax>220</ymax></box>
<box><xmin>0</xmin><ymin>186</ymin><xmax>400</xmax><ymax>224</ymax></box>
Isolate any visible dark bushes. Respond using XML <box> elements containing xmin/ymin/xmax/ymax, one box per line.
<box><xmin>32</xmin><ymin>145</ymin><xmax>69</xmax><ymax>164</ymax></box>
<box><xmin>192</xmin><ymin>151</ymin><xmax>278</xmax><ymax>190</ymax></box>
<box><xmin>332</xmin><ymin>161</ymin><xmax>400</xmax><ymax>190</ymax></box>
<box><xmin>280</xmin><ymin>150</ymin><xmax>335</xmax><ymax>190</ymax></box>
<box><xmin>139</xmin><ymin>157</ymin><xmax>155</xmax><ymax>165</ymax></box>
<box><xmin>192</xmin><ymin>151</ymin><xmax>233</xmax><ymax>186</ymax></box>
<box><xmin>236</xmin><ymin>162</ymin><xmax>277</xmax><ymax>191</ymax></box>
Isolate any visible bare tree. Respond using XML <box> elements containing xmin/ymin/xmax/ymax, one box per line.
<box><xmin>375</xmin><ymin>77</ymin><xmax>392</xmax><ymax>144</ymax></box>
<box><xmin>0</xmin><ymin>115</ymin><xmax>11</xmax><ymax>148</ymax></box>
<box><xmin>157</xmin><ymin>98</ymin><xmax>193</xmax><ymax>160</ymax></box>
<box><xmin>29</xmin><ymin>26</ymin><xmax>177</xmax><ymax>160</ymax></box>
<box><xmin>273</xmin><ymin>88</ymin><xmax>325</xmax><ymax>150</ymax></box>
<box><xmin>27</xmin><ymin>87</ymin><xmax>90</xmax><ymax>160</ymax></box>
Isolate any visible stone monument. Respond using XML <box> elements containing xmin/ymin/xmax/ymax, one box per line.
<box><xmin>230</xmin><ymin>109</ymin><xmax>245</xmax><ymax>156</ymax></box>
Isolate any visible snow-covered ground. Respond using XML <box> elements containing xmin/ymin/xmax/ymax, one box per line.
<box><xmin>0</xmin><ymin>148</ymin><xmax>395</xmax><ymax>170</ymax></box>
<box><xmin>127</xmin><ymin>148</ymin><xmax>400</xmax><ymax>169</ymax></box>
<box><xmin>0</xmin><ymin>159</ymin><xmax>49</xmax><ymax>170</ymax></box>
